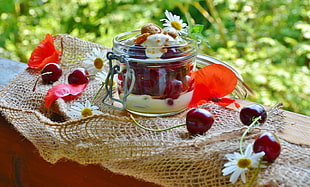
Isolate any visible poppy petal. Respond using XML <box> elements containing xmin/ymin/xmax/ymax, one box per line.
<box><xmin>44</xmin><ymin>83</ymin><xmax>87</xmax><ymax>108</ymax></box>
<box><xmin>28</xmin><ymin>34</ymin><xmax>61</xmax><ymax>69</ymax></box>
<box><xmin>189</xmin><ymin>99</ymin><xmax>208</xmax><ymax>108</ymax></box>
<box><xmin>189</xmin><ymin>64</ymin><xmax>238</xmax><ymax>107</ymax></box>
<box><xmin>39</xmin><ymin>51</ymin><xmax>61</xmax><ymax>69</ymax></box>
<box><xmin>215</xmin><ymin>98</ymin><xmax>240</xmax><ymax>108</ymax></box>
<box><xmin>194</xmin><ymin>64</ymin><xmax>238</xmax><ymax>98</ymax></box>
<box><xmin>188</xmin><ymin>83</ymin><xmax>209</xmax><ymax>107</ymax></box>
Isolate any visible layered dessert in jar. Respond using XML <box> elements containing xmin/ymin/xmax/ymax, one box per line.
<box><xmin>113</xmin><ymin>23</ymin><xmax>198</xmax><ymax>116</ymax></box>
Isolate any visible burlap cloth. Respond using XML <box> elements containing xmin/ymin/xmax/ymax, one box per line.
<box><xmin>0</xmin><ymin>34</ymin><xmax>309</xmax><ymax>186</ymax></box>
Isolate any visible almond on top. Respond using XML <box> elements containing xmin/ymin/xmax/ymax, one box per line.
<box><xmin>141</xmin><ymin>23</ymin><xmax>162</xmax><ymax>34</ymax></box>
<box><xmin>134</xmin><ymin>33</ymin><xmax>151</xmax><ymax>45</ymax></box>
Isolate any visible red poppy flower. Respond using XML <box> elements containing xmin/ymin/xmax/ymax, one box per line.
<box><xmin>189</xmin><ymin>64</ymin><xmax>240</xmax><ymax>108</ymax></box>
<box><xmin>28</xmin><ymin>34</ymin><xmax>61</xmax><ymax>69</ymax></box>
<box><xmin>44</xmin><ymin>83</ymin><xmax>87</xmax><ymax>108</ymax></box>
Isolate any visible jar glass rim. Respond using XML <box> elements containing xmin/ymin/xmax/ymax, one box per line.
<box><xmin>113</xmin><ymin>30</ymin><xmax>198</xmax><ymax>46</ymax></box>
<box><xmin>113</xmin><ymin>30</ymin><xmax>199</xmax><ymax>63</ymax></box>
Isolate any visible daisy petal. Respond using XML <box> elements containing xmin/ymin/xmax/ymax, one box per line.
<box><xmin>161</xmin><ymin>10</ymin><xmax>188</xmax><ymax>35</ymax></box>
<box><xmin>222</xmin><ymin>165</ymin><xmax>237</xmax><ymax>175</ymax></box>
<box><xmin>68</xmin><ymin>100</ymin><xmax>102</xmax><ymax>119</ymax></box>
<box><xmin>229</xmin><ymin>168</ymin><xmax>243</xmax><ymax>183</ymax></box>
<box><xmin>222</xmin><ymin>144</ymin><xmax>267</xmax><ymax>184</ymax></box>
<box><xmin>241</xmin><ymin>171</ymin><xmax>247</xmax><ymax>183</ymax></box>
<box><xmin>83</xmin><ymin>48</ymin><xmax>108</xmax><ymax>75</ymax></box>
<box><xmin>244</xmin><ymin>143</ymin><xmax>253</xmax><ymax>157</ymax></box>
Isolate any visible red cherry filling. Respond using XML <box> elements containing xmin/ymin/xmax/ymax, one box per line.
<box><xmin>186</xmin><ymin>108</ymin><xmax>214</xmax><ymax>135</ymax></box>
<box><xmin>128</xmin><ymin>45</ymin><xmax>146</xmax><ymax>59</ymax></box>
<box><xmin>164</xmin><ymin>78</ymin><xmax>183</xmax><ymax>99</ymax></box>
<box><xmin>240</xmin><ymin>104</ymin><xmax>267</xmax><ymax>126</ymax></box>
<box><xmin>119</xmin><ymin>64</ymin><xmax>193</xmax><ymax>95</ymax></box>
<box><xmin>117</xmin><ymin>45</ymin><xmax>195</xmax><ymax>105</ymax></box>
<box><xmin>161</xmin><ymin>47</ymin><xmax>182</xmax><ymax>59</ymax></box>
<box><xmin>166</xmin><ymin>98</ymin><xmax>174</xmax><ymax>106</ymax></box>
<box><xmin>41</xmin><ymin>63</ymin><xmax>62</xmax><ymax>83</ymax></box>
<box><xmin>253</xmin><ymin>132</ymin><xmax>281</xmax><ymax>162</ymax></box>
<box><xmin>68</xmin><ymin>68</ymin><xmax>89</xmax><ymax>84</ymax></box>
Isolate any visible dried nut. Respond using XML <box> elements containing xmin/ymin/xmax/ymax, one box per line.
<box><xmin>160</xmin><ymin>48</ymin><xmax>168</xmax><ymax>53</ymax></box>
<box><xmin>134</xmin><ymin>33</ymin><xmax>150</xmax><ymax>45</ymax></box>
<box><xmin>141</xmin><ymin>23</ymin><xmax>162</xmax><ymax>34</ymax></box>
<box><xmin>167</xmin><ymin>31</ymin><xmax>178</xmax><ymax>39</ymax></box>
<box><xmin>163</xmin><ymin>30</ymin><xmax>178</xmax><ymax>39</ymax></box>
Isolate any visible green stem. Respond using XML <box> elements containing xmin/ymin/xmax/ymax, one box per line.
<box><xmin>239</xmin><ymin>116</ymin><xmax>262</xmax><ymax>155</ymax></box>
<box><xmin>87</xmin><ymin>74</ymin><xmax>96</xmax><ymax>77</ymax></box>
<box><xmin>130</xmin><ymin>114</ymin><xmax>186</xmax><ymax>132</ymax></box>
<box><xmin>247</xmin><ymin>158</ymin><xmax>263</xmax><ymax>187</ymax></box>
<box><xmin>90</xmin><ymin>82</ymin><xmax>105</xmax><ymax>105</ymax></box>
<box><xmin>42</xmin><ymin>71</ymin><xmax>53</xmax><ymax>76</ymax></box>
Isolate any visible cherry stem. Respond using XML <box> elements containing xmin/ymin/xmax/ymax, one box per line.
<box><xmin>246</xmin><ymin>157</ymin><xmax>263</xmax><ymax>187</ymax></box>
<box><xmin>239</xmin><ymin>116</ymin><xmax>261</xmax><ymax>155</ymax></box>
<box><xmin>87</xmin><ymin>74</ymin><xmax>96</xmax><ymax>77</ymax></box>
<box><xmin>32</xmin><ymin>71</ymin><xmax>53</xmax><ymax>92</ymax></box>
<box><xmin>130</xmin><ymin>114</ymin><xmax>186</xmax><ymax>132</ymax></box>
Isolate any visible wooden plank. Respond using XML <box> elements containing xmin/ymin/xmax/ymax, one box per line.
<box><xmin>0</xmin><ymin>114</ymin><xmax>160</xmax><ymax>187</ymax></box>
<box><xmin>280</xmin><ymin>110</ymin><xmax>310</xmax><ymax>145</ymax></box>
<box><xmin>0</xmin><ymin>58</ymin><xmax>27</xmax><ymax>89</ymax></box>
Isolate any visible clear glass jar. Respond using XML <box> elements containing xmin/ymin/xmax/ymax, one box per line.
<box><xmin>112</xmin><ymin>30</ymin><xmax>198</xmax><ymax>116</ymax></box>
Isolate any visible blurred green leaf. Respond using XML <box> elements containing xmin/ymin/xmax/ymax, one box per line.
<box><xmin>0</xmin><ymin>0</ymin><xmax>14</xmax><ymax>13</ymax></box>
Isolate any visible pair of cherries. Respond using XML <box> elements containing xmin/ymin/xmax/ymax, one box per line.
<box><xmin>186</xmin><ymin>104</ymin><xmax>281</xmax><ymax>162</ymax></box>
<box><xmin>40</xmin><ymin>63</ymin><xmax>89</xmax><ymax>84</ymax></box>
<box><xmin>185</xmin><ymin>104</ymin><xmax>268</xmax><ymax>135</ymax></box>
<box><xmin>240</xmin><ymin>104</ymin><xmax>281</xmax><ymax>162</ymax></box>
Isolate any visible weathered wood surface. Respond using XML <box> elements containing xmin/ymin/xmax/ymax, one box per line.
<box><xmin>0</xmin><ymin>58</ymin><xmax>27</xmax><ymax>89</ymax></box>
<box><xmin>0</xmin><ymin>114</ymin><xmax>159</xmax><ymax>187</ymax></box>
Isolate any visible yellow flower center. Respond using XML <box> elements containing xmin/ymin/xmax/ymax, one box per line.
<box><xmin>94</xmin><ymin>57</ymin><xmax>104</xmax><ymax>70</ymax></box>
<box><xmin>81</xmin><ymin>107</ymin><xmax>93</xmax><ymax>117</ymax></box>
<box><xmin>171</xmin><ymin>21</ymin><xmax>182</xmax><ymax>31</ymax></box>
<box><xmin>237</xmin><ymin>158</ymin><xmax>252</xmax><ymax>169</ymax></box>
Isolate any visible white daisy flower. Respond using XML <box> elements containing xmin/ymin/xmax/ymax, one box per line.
<box><xmin>95</xmin><ymin>70</ymin><xmax>108</xmax><ymax>83</ymax></box>
<box><xmin>160</xmin><ymin>10</ymin><xmax>188</xmax><ymax>35</ymax></box>
<box><xmin>68</xmin><ymin>100</ymin><xmax>102</xmax><ymax>119</ymax></box>
<box><xmin>83</xmin><ymin>48</ymin><xmax>108</xmax><ymax>75</ymax></box>
<box><xmin>222</xmin><ymin>143</ymin><xmax>265</xmax><ymax>184</ymax></box>
<box><xmin>95</xmin><ymin>70</ymin><xmax>118</xmax><ymax>87</ymax></box>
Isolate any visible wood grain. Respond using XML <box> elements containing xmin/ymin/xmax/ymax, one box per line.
<box><xmin>0</xmin><ymin>114</ymin><xmax>160</xmax><ymax>187</ymax></box>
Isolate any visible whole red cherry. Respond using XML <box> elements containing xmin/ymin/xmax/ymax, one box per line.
<box><xmin>41</xmin><ymin>63</ymin><xmax>62</xmax><ymax>83</ymax></box>
<box><xmin>68</xmin><ymin>68</ymin><xmax>89</xmax><ymax>84</ymax></box>
<box><xmin>253</xmin><ymin>132</ymin><xmax>281</xmax><ymax>162</ymax></box>
<box><xmin>240</xmin><ymin>104</ymin><xmax>267</xmax><ymax>126</ymax></box>
<box><xmin>186</xmin><ymin>108</ymin><xmax>214</xmax><ymax>135</ymax></box>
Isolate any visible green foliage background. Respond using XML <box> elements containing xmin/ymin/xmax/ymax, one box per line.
<box><xmin>1</xmin><ymin>0</ymin><xmax>309</xmax><ymax>115</ymax></box>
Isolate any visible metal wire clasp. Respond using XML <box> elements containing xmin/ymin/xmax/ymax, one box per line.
<box><xmin>102</xmin><ymin>52</ymin><xmax>135</xmax><ymax>110</ymax></box>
